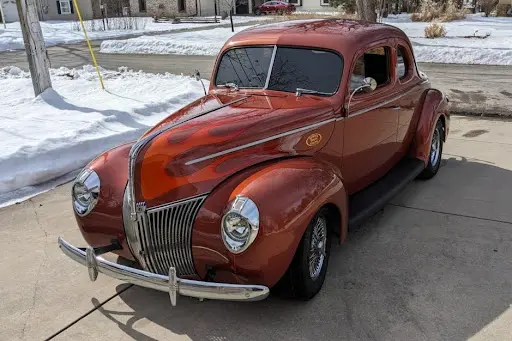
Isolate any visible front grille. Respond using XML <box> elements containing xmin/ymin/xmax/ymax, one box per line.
<box><xmin>123</xmin><ymin>191</ymin><xmax>206</xmax><ymax>277</ymax></box>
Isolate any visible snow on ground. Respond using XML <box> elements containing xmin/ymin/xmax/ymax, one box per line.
<box><xmin>0</xmin><ymin>65</ymin><xmax>207</xmax><ymax>207</ymax></box>
<box><xmin>101</xmin><ymin>13</ymin><xmax>512</xmax><ymax>65</ymax></box>
<box><xmin>100</xmin><ymin>25</ymin><xmax>253</xmax><ymax>55</ymax></box>
<box><xmin>383</xmin><ymin>13</ymin><xmax>512</xmax><ymax>65</ymax></box>
<box><xmin>0</xmin><ymin>16</ymin><xmax>267</xmax><ymax>52</ymax></box>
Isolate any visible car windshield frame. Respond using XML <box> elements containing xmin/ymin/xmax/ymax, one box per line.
<box><xmin>213</xmin><ymin>45</ymin><xmax>344</xmax><ymax>97</ymax></box>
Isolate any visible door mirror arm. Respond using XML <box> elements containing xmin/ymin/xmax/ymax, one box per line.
<box><xmin>344</xmin><ymin>77</ymin><xmax>377</xmax><ymax>115</ymax></box>
<box><xmin>194</xmin><ymin>69</ymin><xmax>207</xmax><ymax>96</ymax></box>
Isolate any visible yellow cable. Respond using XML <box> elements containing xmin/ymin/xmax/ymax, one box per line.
<box><xmin>72</xmin><ymin>0</ymin><xmax>105</xmax><ymax>89</ymax></box>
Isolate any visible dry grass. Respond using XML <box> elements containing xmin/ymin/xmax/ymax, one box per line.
<box><xmin>496</xmin><ymin>4</ymin><xmax>511</xmax><ymax>17</ymax></box>
<box><xmin>72</xmin><ymin>17</ymin><xmax>148</xmax><ymax>32</ymax></box>
<box><xmin>411</xmin><ymin>0</ymin><xmax>465</xmax><ymax>22</ymax></box>
<box><xmin>424</xmin><ymin>22</ymin><xmax>447</xmax><ymax>38</ymax></box>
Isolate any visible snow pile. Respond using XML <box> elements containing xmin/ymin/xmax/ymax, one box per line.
<box><xmin>0</xmin><ymin>65</ymin><xmax>207</xmax><ymax>207</ymax></box>
<box><xmin>0</xmin><ymin>16</ymin><xmax>268</xmax><ymax>52</ymax></box>
<box><xmin>100</xmin><ymin>25</ymin><xmax>254</xmax><ymax>55</ymax></box>
<box><xmin>99</xmin><ymin>14</ymin><xmax>512</xmax><ymax>65</ymax></box>
<box><xmin>384</xmin><ymin>14</ymin><xmax>512</xmax><ymax>65</ymax></box>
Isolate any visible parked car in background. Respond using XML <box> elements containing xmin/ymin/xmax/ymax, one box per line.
<box><xmin>254</xmin><ymin>1</ymin><xmax>296</xmax><ymax>15</ymax></box>
<box><xmin>59</xmin><ymin>19</ymin><xmax>450</xmax><ymax>306</ymax></box>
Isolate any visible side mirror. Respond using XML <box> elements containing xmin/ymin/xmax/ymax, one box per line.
<box><xmin>193</xmin><ymin>69</ymin><xmax>207</xmax><ymax>95</ymax></box>
<box><xmin>361</xmin><ymin>77</ymin><xmax>377</xmax><ymax>93</ymax></box>
<box><xmin>345</xmin><ymin>77</ymin><xmax>377</xmax><ymax>114</ymax></box>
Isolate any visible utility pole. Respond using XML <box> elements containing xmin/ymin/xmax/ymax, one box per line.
<box><xmin>16</xmin><ymin>0</ymin><xmax>52</xmax><ymax>96</ymax></box>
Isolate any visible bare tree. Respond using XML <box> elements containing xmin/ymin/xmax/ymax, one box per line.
<box><xmin>356</xmin><ymin>0</ymin><xmax>377</xmax><ymax>21</ymax></box>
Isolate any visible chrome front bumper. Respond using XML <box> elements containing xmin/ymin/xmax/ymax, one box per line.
<box><xmin>57</xmin><ymin>237</ymin><xmax>270</xmax><ymax>306</ymax></box>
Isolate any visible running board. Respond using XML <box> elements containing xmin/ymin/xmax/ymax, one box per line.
<box><xmin>348</xmin><ymin>158</ymin><xmax>425</xmax><ymax>228</ymax></box>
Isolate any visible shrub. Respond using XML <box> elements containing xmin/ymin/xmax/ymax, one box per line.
<box><xmin>480</xmin><ymin>0</ymin><xmax>499</xmax><ymax>17</ymax></box>
<box><xmin>411</xmin><ymin>0</ymin><xmax>465</xmax><ymax>22</ymax></box>
<box><xmin>424</xmin><ymin>22</ymin><xmax>447</xmax><ymax>38</ymax></box>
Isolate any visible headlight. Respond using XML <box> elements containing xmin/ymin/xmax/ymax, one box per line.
<box><xmin>72</xmin><ymin>168</ymin><xmax>100</xmax><ymax>217</ymax></box>
<box><xmin>221</xmin><ymin>196</ymin><xmax>259</xmax><ymax>254</ymax></box>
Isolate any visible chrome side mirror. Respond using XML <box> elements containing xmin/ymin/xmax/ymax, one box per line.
<box><xmin>345</xmin><ymin>77</ymin><xmax>377</xmax><ymax>114</ymax></box>
<box><xmin>194</xmin><ymin>69</ymin><xmax>207</xmax><ymax>95</ymax></box>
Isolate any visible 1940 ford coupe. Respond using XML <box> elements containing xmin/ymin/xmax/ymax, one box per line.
<box><xmin>58</xmin><ymin>19</ymin><xmax>450</xmax><ymax>305</ymax></box>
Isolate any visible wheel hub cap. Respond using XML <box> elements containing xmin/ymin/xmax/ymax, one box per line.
<box><xmin>309</xmin><ymin>216</ymin><xmax>327</xmax><ymax>280</ymax></box>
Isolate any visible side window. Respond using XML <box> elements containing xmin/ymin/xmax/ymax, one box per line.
<box><xmin>350</xmin><ymin>47</ymin><xmax>391</xmax><ymax>92</ymax></box>
<box><xmin>396</xmin><ymin>45</ymin><xmax>409</xmax><ymax>79</ymax></box>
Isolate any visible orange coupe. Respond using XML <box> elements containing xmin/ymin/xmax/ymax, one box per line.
<box><xmin>59</xmin><ymin>19</ymin><xmax>450</xmax><ymax>305</ymax></box>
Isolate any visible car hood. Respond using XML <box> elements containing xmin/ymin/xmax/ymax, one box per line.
<box><xmin>133</xmin><ymin>92</ymin><xmax>336</xmax><ymax>207</ymax></box>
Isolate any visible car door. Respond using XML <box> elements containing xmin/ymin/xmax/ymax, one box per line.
<box><xmin>342</xmin><ymin>42</ymin><xmax>402</xmax><ymax>194</ymax></box>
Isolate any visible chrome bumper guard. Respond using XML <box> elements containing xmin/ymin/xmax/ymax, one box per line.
<box><xmin>58</xmin><ymin>237</ymin><xmax>270</xmax><ymax>306</ymax></box>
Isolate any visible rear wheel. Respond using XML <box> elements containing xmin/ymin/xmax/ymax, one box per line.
<box><xmin>273</xmin><ymin>207</ymin><xmax>332</xmax><ymax>300</ymax></box>
<box><xmin>418</xmin><ymin>118</ymin><xmax>444</xmax><ymax>179</ymax></box>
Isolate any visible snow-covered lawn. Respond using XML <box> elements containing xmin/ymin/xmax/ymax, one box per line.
<box><xmin>0</xmin><ymin>65</ymin><xmax>207</xmax><ymax>207</ymax></box>
<box><xmin>384</xmin><ymin>14</ymin><xmax>512</xmax><ymax>65</ymax></box>
<box><xmin>100</xmin><ymin>25</ymin><xmax>253</xmax><ymax>55</ymax></box>
<box><xmin>100</xmin><ymin>13</ymin><xmax>512</xmax><ymax>65</ymax></box>
<box><xmin>0</xmin><ymin>16</ymin><xmax>267</xmax><ymax>52</ymax></box>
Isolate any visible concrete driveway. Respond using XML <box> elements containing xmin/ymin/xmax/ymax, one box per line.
<box><xmin>1</xmin><ymin>115</ymin><xmax>511</xmax><ymax>341</ymax></box>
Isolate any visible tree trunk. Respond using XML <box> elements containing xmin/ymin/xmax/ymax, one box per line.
<box><xmin>356</xmin><ymin>0</ymin><xmax>377</xmax><ymax>21</ymax></box>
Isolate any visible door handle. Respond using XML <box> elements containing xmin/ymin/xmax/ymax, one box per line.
<box><xmin>391</xmin><ymin>105</ymin><xmax>401</xmax><ymax>110</ymax></box>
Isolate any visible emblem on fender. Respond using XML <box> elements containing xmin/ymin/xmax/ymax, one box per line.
<box><xmin>306</xmin><ymin>133</ymin><xmax>322</xmax><ymax>146</ymax></box>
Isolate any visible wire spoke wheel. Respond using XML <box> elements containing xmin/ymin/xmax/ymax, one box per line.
<box><xmin>308</xmin><ymin>215</ymin><xmax>327</xmax><ymax>280</ymax></box>
<box><xmin>430</xmin><ymin>127</ymin><xmax>441</xmax><ymax>166</ymax></box>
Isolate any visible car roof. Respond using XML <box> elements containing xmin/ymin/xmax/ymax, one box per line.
<box><xmin>222</xmin><ymin>19</ymin><xmax>410</xmax><ymax>58</ymax></box>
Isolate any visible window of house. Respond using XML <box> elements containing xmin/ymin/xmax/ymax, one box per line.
<box><xmin>288</xmin><ymin>0</ymin><xmax>301</xmax><ymax>5</ymax></box>
<box><xmin>350</xmin><ymin>46</ymin><xmax>390</xmax><ymax>92</ymax></box>
<box><xmin>321</xmin><ymin>0</ymin><xmax>329</xmax><ymax>6</ymax></box>
<box><xmin>396</xmin><ymin>45</ymin><xmax>409</xmax><ymax>79</ymax></box>
<box><xmin>178</xmin><ymin>0</ymin><xmax>186</xmax><ymax>11</ymax></box>
<box><xmin>58</xmin><ymin>0</ymin><xmax>71</xmax><ymax>14</ymax></box>
<box><xmin>138</xmin><ymin>0</ymin><xmax>146</xmax><ymax>11</ymax></box>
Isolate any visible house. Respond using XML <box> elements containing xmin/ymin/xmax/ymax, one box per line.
<box><xmin>0</xmin><ymin>0</ymin><xmax>100</xmax><ymax>23</ymax></box>
<box><xmin>498</xmin><ymin>0</ymin><xmax>511</xmax><ymax>5</ymax></box>
<box><xmin>129</xmin><ymin>0</ymin><xmax>233</xmax><ymax>17</ymax></box>
<box><xmin>238</xmin><ymin>0</ymin><xmax>335</xmax><ymax>14</ymax></box>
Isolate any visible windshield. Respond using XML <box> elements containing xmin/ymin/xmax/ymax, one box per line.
<box><xmin>214</xmin><ymin>46</ymin><xmax>343</xmax><ymax>95</ymax></box>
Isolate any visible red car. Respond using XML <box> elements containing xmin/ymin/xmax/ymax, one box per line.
<box><xmin>255</xmin><ymin>1</ymin><xmax>296</xmax><ymax>15</ymax></box>
<box><xmin>58</xmin><ymin>20</ymin><xmax>449</xmax><ymax>306</ymax></box>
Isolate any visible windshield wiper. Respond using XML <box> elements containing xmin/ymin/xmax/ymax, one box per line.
<box><xmin>295</xmin><ymin>88</ymin><xmax>331</xmax><ymax>97</ymax></box>
<box><xmin>217</xmin><ymin>82</ymin><xmax>239</xmax><ymax>91</ymax></box>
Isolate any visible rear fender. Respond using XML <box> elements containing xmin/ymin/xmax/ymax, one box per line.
<box><xmin>409</xmin><ymin>88</ymin><xmax>450</xmax><ymax>165</ymax></box>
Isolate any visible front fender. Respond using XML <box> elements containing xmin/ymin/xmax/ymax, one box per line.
<box><xmin>192</xmin><ymin>157</ymin><xmax>348</xmax><ymax>288</ymax></box>
<box><xmin>409</xmin><ymin>88</ymin><xmax>450</xmax><ymax>165</ymax></box>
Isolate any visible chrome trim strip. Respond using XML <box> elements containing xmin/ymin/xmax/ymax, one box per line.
<box><xmin>185</xmin><ymin>118</ymin><xmax>336</xmax><ymax>166</ymax></box>
<box><xmin>264</xmin><ymin>45</ymin><xmax>277</xmax><ymax>89</ymax></box>
<box><xmin>58</xmin><ymin>237</ymin><xmax>270</xmax><ymax>307</ymax></box>
<box><xmin>348</xmin><ymin>80</ymin><xmax>428</xmax><ymax>118</ymax></box>
<box><xmin>128</xmin><ymin>96</ymin><xmax>248</xmax><ymax>221</ymax></box>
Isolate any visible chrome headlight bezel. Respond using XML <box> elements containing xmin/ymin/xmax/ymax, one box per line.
<box><xmin>221</xmin><ymin>196</ymin><xmax>259</xmax><ymax>254</ymax></box>
<box><xmin>72</xmin><ymin>168</ymin><xmax>100</xmax><ymax>217</ymax></box>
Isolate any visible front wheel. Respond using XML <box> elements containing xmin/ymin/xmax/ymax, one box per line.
<box><xmin>273</xmin><ymin>208</ymin><xmax>332</xmax><ymax>300</ymax></box>
<box><xmin>418</xmin><ymin>118</ymin><xmax>444</xmax><ymax>179</ymax></box>
<box><xmin>255</xmin><ymin>8</ymin><xmax>261</xmax><ymax>15</ymax></box>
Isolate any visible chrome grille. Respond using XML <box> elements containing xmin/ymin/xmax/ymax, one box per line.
<box><xmin>123</xmin><ymin>190</ymin><xmax>206</xmax><ymax>277</ymax></box>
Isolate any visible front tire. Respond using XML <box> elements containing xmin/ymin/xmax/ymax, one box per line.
<box><xmin>255</xmin><ymin>8</ymin><xmax>261</xmax><ymax>15</ymax></box>
<box><xmin>418</xmin><ymin>118</ymin><xmax>444</xmax><ymax>179</ymax></box>
<box><xmin>273</xmin><ymin>208</ymin><xmax>332</xmax><ymax>300</ymax></box>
